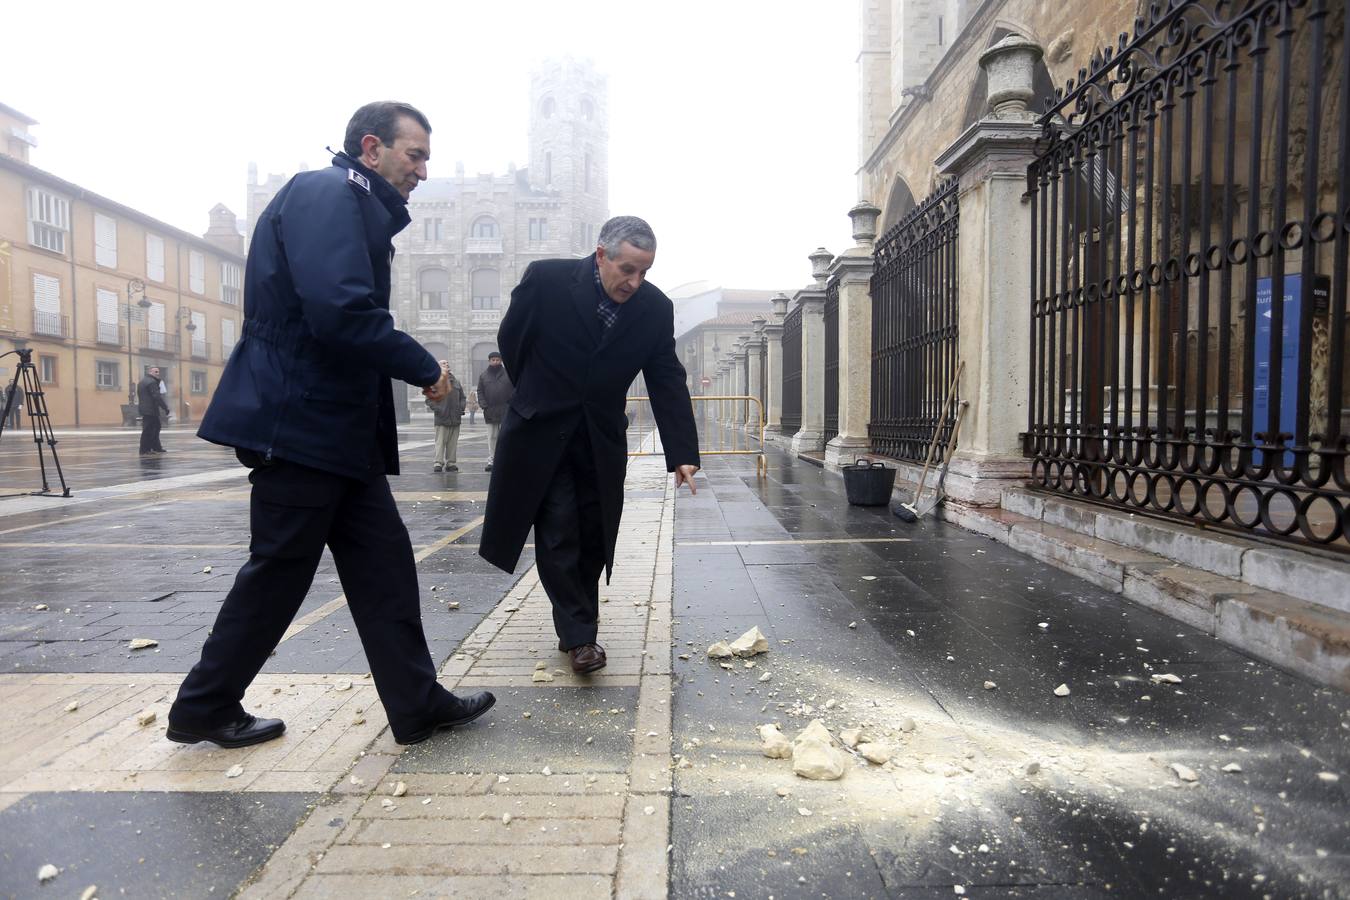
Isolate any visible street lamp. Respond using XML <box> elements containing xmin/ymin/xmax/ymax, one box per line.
<box><xmin>125</xmin><ymin>278</ymin><xmax>148</xmax><ymax>409</ymax></box>
<box><xmin>174</xmin><ymin>307</ymin><xmax>198</xmax><ymax>424</ymax></box>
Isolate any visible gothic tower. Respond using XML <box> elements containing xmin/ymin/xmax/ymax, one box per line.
<box><xmin>528</xmin><ymin>58</ymin><xmax>609</xmax><ymax>254</ymax></box>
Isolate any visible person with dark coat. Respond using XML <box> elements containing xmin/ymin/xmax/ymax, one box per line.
<box><xmin>3</xmin><ymin>382</ymin><xmax>22</xmax><ymax>429</ymax></box>
<box><xmin>479</xmin><ymin>216</ymin><xmax>699</xmax><ymax>674</ymax></box>
<box><xmin>136</xmin><ymin>366</ymin><xmax>170</xmax><ymax>454</ymax></box>
<box><xmin>476</xmin><ymin>351</ymin><xmax>513</xmax><ymax>471</ymax></box>
<box><xmin>426</xmin><ymin>360</ymin><xmax>466</xmax><ymax>472</ymax></box>
<box><xmin>169</xmin><ymin>102</ymin><xmax>494</xmax><ymax>749</ymax></box>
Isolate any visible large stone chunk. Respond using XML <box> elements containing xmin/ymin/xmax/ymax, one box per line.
<box><xmin>759</xmin><ymin>724</ymin><xmax>792</xmax><ymax>759</ymax></box>
<box><xmin>793</xmin><ymin>719</ymin><xmax>834</xmax><ymax>748</ymax></box>
<box><xmin>730</xmin><ymin>626</ymin><xmax>769</xmax><ymax>657</ymax></box>
<box><xmin>792</xmin><ymin>738</ymin><xmax>846</xmax><ymax>780</ymax></box>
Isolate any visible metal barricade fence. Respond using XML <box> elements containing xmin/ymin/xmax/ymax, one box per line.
<box><xmin>625</xmin><ymin>394</ymin><xmax>767</xmax><ymax>477</ymax></box>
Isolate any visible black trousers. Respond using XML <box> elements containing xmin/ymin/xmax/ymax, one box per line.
<box><xmin>534</xmin><ymin>429</ymin><xmax>607</xmax><ymax>649</ymax></box>
<box><xmin>170</xmin><ymin>457</ymin><xmax>446</xmax><ymax>738</ymax></box>
<box><xmin>139</xmin><ymin>414</ymin><xmax>163</xmax><ymax>453</ymax></box>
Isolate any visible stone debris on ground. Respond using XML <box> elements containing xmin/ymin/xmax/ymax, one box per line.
<box><xmin>225</xmin><ymin>764</ymin><xmax>244</xmax><ymax>779</ymax></box>
<box><xmin>1150</xmin><ymin>673</ymin><xmax>1183</xmax><ymax>684</ymax></box>
<box><xmin>532</xmin><ymin>669</ymin><xmax>554</xmax><ymax>683</ymax></box>
<box><xmin>64</xmin><ymin>700</ymin><xmax>79</xmax><ymax>713</ymax></box>
<box><xmin>857</xmin><ymin>742</ymin><xmax>892</xmax><ymax>765</ymax></box>
<box><xmin>80</xmin><ymin>886</ymin><xmax>97</xmax><ymax>900</ymax></box>
<box><xmin>840</xmin><ymin>727</ymin><xmax>864</xmax><ymax>748</ymax></box>
<box><xmin>759</xmin><ymin>724</ymin><xmax>792</xmax><ymax>759</ymax></box>
<box><xmin>333</xmin><ymin>679</ymin><xmax>353</xmax><ymax>692</ymax></box>
<box><xmin>706</xmin><ymin>641</ymin><xmax>734</xmax><ymax>659</ymax></box>
<box><xmin>127</xmin><ymin>638</ymin><xmax>158</xmax><ymax>650</ymax></box>
<box><xmin>1317</xmin><ymin>772</ymin><xmax>1339</xmax><ymax>783</ymax></box>
<box><xmin>1169</xmin><ymin>762</ymin><xmax>1199</xmax><ymax>783</ymax></box>
<box><xmin>983</xmin><ymin>681</ymin><xmax>997</xmax><ymax>690</ymax></box>
<box><xmin>134</xmin><ymin>709</ymin><xmax>156</xmax><ymax>727</ymax></box>
<box><xmin>1053</xmin><ymin>683</ymin><xmax>1071</xmax><ymax>697</ymax></box>
<box><xmin>729</xmin><ymin>626</ymin><xmax>769</xmax><ymax>657</ymax></box>
<box><xmin>392</xmin><ymin>781</ymin><xmax>408</xmax><ymax>797</ymax></box>
<box><xmin>37</xmin><ymin>864</ymin><xmax>58</xmax><ymax>883</ymax></box>
<box><xmin>792</xmin><ymin>740</ymin><xmax>846</xmax><ymax>781</ymax></box>
<box><xmin>1222</xmin><ymin>763</ymin><xmax>1243</xmax><ymax>773</ymax></box>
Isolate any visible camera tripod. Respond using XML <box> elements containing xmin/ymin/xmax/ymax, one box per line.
<box><xmin>0</xmin><ymin>348</ymin><xmax>71</xmax><ymax>498</ymax></box>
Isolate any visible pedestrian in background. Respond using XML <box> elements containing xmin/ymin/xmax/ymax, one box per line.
<box><xmin>476</xmin><ymin>351</ymin><xmax>513</xmax><ymax>472</ymax></box>
<box><xmin>137</xmin><ymin>366</ymin><xmax>170</xmax><ymax>455</ymax></box>
<box><xmin>168</xmin><ymin>101</ymin><xmax>494</xmax><ymax>749</ymax></box>
<box><xmin>427</xmin><ymin>360</ymin><xmax>465</xmax><ymax>472</ymax></box>
<box><xmin>3</xmin><ymin>382</ymin><xmax>21</xmax><ymax>429</ymax></box>
<box><xmin>467</xmin><ymin>391</ymin><xmax>478</xmax><ymax>425</ymax></box>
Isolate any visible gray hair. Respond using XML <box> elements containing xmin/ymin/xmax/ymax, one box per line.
<box><xmin>343</xmin><ymin>102</ymin><xmax>432</xmax><ymax>157</ymax></box>
<box><xmin>597</xmin><ymin>216</ymin><xmax>657</xmax><ymax>256</ymax></box>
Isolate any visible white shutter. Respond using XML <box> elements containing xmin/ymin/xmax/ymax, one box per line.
<box><xmin>96</xmin><ymin>288</ymin><xmax>119</xmax><ymax>324</ymax></box>
<box><xmin>189</xmin><ymin>251</ymin><xmax>205</xmax><ymax>294</ymax></box>
<box><xmin>95</xmin><ymin>214</ymin><xmax>118</xmax><ymax>268</ymax></box>
<box><xmin>221</xmin><ymin>318</ymin><xmax>237</xmax><ymax>352</ymax></box>
<box><xmin>32</xmin><ymin>273</ymin><xmax>60</xmax><ymax>312</ymax></box>
<box><xmin>146</xmin><ymin>234</ymin><xmax>165</xmax><ymax>282</ymax></box>
<box><xmin>148</xmin><ymin>301</ymin><xmax>165</xmax><ymax>332</ymax></box>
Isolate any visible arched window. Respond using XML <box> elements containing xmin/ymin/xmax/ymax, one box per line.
<box><xmin>470</xmin><ymin>216</ymin><xmax>499</xmax><ymax>239</ymax></box>
<box><xmin>423</xmin><ymin>341</ymin><xmax>450</xmax><ymax>366</ymax></box>
<box><xmin>880</xmin><ymin>176</ymin><xmax>917</xmax><ymax>233</ymax></box>
<box><xmin>580</xmin><ymin>97</ymin><xmax>595</xmax><ymax>122</ymax></box>
<box><xmin>418</xmin><ymin>267</ymin><xmax>449</xmax><ymax>310</ymax></box>
<box><xmin>540</xmin><ymin>96</ymin><xmax>556</xmax><ymax>118</ymax></box>
<box><xmin>471</xmin><ymin>269</ymin><xmax>500</xmax><ymax>310</ymax></box>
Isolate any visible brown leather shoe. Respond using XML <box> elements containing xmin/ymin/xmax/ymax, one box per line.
<box><xmin>568</xmin><ymin>642</ymin><xmax>606</xmax><ymax>674</ymax></box>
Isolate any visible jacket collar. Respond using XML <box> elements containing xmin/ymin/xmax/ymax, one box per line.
<box><xmin>331</xmin><ymin>152</ymin><xmax>410</xmax><ymax>224</ymax></box>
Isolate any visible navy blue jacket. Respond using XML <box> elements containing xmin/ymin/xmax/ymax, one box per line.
<box><xmin>198</xmin><ymin>154</ymin><xmax>440</xmax><ymax>478</ymax></box>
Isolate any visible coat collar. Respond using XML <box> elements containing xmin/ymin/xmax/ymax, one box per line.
<box><xmin>331</xmin><ymin>152</ymin><xmax>411</xmax><ymax>234</ymax></box>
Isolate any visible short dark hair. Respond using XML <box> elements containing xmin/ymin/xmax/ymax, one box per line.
<box><xmin>343</xmin><ymin>102</ymin><xmax>431</xmax><ymax>157</ymax></box>
<box><xmin>488</xmin><ymin>351</ymin><xmax>502</xmax><ymax>360</ymax></box>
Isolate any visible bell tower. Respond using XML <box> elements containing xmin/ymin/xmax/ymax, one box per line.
<box><xmin>528</xmin><ymin>58</ymin><xmax>609</xmax><ymax>254</ymax></box>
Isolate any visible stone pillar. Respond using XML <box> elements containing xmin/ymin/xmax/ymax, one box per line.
<box><xmin>790</xmin><ymin>248</ymin><xmax>835</xmax><ymax>455</ymax></box>
<box><xmin>825</xmin><ymin>201</ymin><xmax>882</xmax><ymax>469</ymax></box>
<box><xmin>715</xmin><ymin>362</ymin><xmax>729</xmax><ymax>425</ymax></box>
<box><xmin>932</xmin><ymin>33</ymin><xmax>1044</xmax><ymax>505</ymax></box>
<box><xmin>734</xmin><ymin>334</ymin><xmax>750</xmax><ymax>429</ymax></box>
<box><xmin>763</xmin><ymin>293</ymin><xmax>787</xmax><ymax>435</ymax></box>
<box><xmin>747</xmin><ymin>316</ymin><xmax>766</xmax><ymax>431</ymax></box>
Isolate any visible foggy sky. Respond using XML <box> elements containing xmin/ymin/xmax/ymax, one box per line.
<box><xmin>4</xmin><ymin>1</ymin><xmax>859</xmax><ymax>293</ymax></box>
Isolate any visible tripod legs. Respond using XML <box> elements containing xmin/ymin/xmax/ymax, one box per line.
<box><xmin>0</xmin><ymin>359</ymin><xmax>71</xmax><ymax>498</ymax></box>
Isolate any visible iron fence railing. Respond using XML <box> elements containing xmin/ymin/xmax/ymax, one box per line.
<box><xmin>870</xmin><ymin>178</ymin><xmax>960</xmax><ymax>462</ymax></box>
<box><xmin>1026</xmin><ymin>0</ymin><xmax>1348</xmax><ymax>551</ymax></box>
<box><xmin>781</xmin><ymin>303</ymin><xmax>803</xmax><ymax>435</ymax></box>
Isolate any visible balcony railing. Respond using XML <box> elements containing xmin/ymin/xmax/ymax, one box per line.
<box><xmin>419</xmin><ymin>309</ymin><xmax>451</xmax><ymax>326</ymax></box>
<box><xmin>96</xmin><ymin>321</ymin><xmax>124</xmax><ymax>345</ymax></box>
<box><xmin>138</xmin><ymin>328</ymin><xmax>180</xmax><ymax>354</ymax></box>
<box><xmin>470</xmin><ymin>309</ymin><xmax>502</xmax><ymax>329</ymax></box>
<box><xmin>32</xmin><ymin>310</ymin><xmax>69</xmax><ymax>338</ymax></box>
<box><xmin>465</xmin><ymin>237</ymin><xmax>503</xmax><ymax>255</ymax></box>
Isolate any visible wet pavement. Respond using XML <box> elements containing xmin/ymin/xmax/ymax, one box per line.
<box><xmin>0</xmin><ymin>421</ymin><xmax>1346</xmax><ymax>898</ymax></box>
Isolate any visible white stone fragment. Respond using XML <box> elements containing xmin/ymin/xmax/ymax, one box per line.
<box><xmin>34</xmin><ymin>604</ymin><xmax>49</xmax><ymax>611</ymax></box>
<box><xmin>80</xmin><ymin>886</ymin><xmax>97</xmax><ymax>900</ymax></box>
<box><xmin>542</xmin><ymin>766</ymin><xmax>552</xmax><ymax>777</ymax></box>
<box><xmin>349</xmin><ymin>775</ymin><xmax>364</xmax><ymax>786</ymax></box>
<box><xmin>792</xmin><ymin>738</ymin><xmax>846</xmax><ymax>780</ymax></box>
<box><xmin>135</xmin><ymin>709</ymin><xmax>156</xmax><ymax>727</ymax></box>
<box><xmin>532</xmin><ymin>670</ymin><xmax>554</xmax><ymax>683</ymax></box>
<box><xmin>759</xmin><ymin>724</ymin><xmax>793</xmax><ymax>759</ymax></box>
<box><xmin>797</xmin><ymin>807</ymin><xmax>813</xmax><ymax>816</ymax></box>
<box><xmin>794</xmin><ymin>719</ymin><xmax>834</xmax><ymax>747</ymax></box>
<box><xmin>730</xmin><ymin>626</ymin><xmax>769</xmax><ymax>658</ymax></box>
<box><xmin>37</xmin><ymin>864</ymin><xmax>58</xmax><ymax>883</ymax></box>
<box><xmin>898</xmin><ymin>717</ymin><xmax>917</xmax><ymax>733</ymax></box>
<box><xmin>333</xmin><ymin>679</ymin><xmax>353</xmax><ymax>692</ymax></box>
<box><xmin>758</xmin><ymin>672</ymin><xmax>771</xmax><ymax>683</ymax></box>
<box><xmin>534</xmin><ymin>661</ymin><xmax>547</xmax><ymax>670</ymax></box>
<box><xmin>848</xmin><ymin>622</ymin><xmax>857</xmax><ymax>629</ymax></box>
<box><xmin>983</xmin><ymin>681</ymin><xmax>997</xmax><ymax>690</ymax></box>
<box><xmin>202</xmin><ymin>565</ymin><xmax>213</xmax><ymax>573</ymax></box>
<box><xmin>643</xmin><ymin>805</ymin><xmax>655</xmax><ymax>816</ymax></box>
<box><xmin>1169</xmin><ymin>763</ymin><xmax>1199</xmax><ymax>783</ymax></box>
<box><xmin>1317</xmin><ymin>772</ymin><xmax>1339</xmax><ymax>783</ymax></box>
<box><xmin>775</xmin><ymin>786</ymin><xmax>792</xmax><ymax>797</ymax></box>
<box><xmin>839</xmin><ymin>728</ymin><xmax>863</xmax><ymax>749</ymax></box>
<box><xmin>225</xmin><ymin>764</ymin><xmax>244</xmax><ymax>778</ymax></box>
<box><xmin>1053</xmin><ymin>684</ymin><xmax>1071</xmax><ymax>697</ymax></box>
<box><xmin>392</xmin><ymin>781</ymin><xmax>408</xmax><ymax>797</ymax></box>
<box><xmin>380</xmin><ymin>798</ymin><xmax>395</xmax><ymax>810</ymax></box>
<box><xmin>447</xmin><ymin>601</ymin><xmax>460</xmax><ymax>609</ymax></box>
<box><xmin>857</xmin><ymin>742</ymin><xmax>892</xmax><ymax>765</ymax></box>
<box><xmin>1150</xmin><ymin>673</ymin><xmax>1183</xmax><ymax>684</ymax></box>
<box><xmin>65</xmin><ymin>701</ymin><xmax>80</xmax><ymax>713</ymax></box>
<box><xmin>1221</xmin><ymin>763</ymin><xmax>1243</xmax><ymax>773</ymax></box>
<box><xmin>128</xmin><ymin>638</ymin><xmax>158</xmax><ymax>650</ymax></box>
<box><xmin>706</xmin><ymin>641</ymin><xmax>734</xmax><ymax>659</ymax></box>
<box><xmin>1038</xmin><ymin>622</ymin><xmax>1049</xmax><ymax>629</ymax></box>
<box><xmin>502</xmin><ymin>813</ymin><xmax>512</xmax><ymax>825</ymax></box>
<box><xmin>861</xmin><ymin>576</ymin><xmax>877</xmax><ymax>581</ymax></box>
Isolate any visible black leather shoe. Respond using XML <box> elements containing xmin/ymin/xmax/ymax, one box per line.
<box><xmin>165</xmin><ymin>714</ymin><xmax>285</xmax><ymax>748</ymax></box>
<box><xmin>568</xmin><ymin>643</ymin><xmax>606</xmax><ymax>674</ymax></box>
<box><xmin>395</xmin><ymin>691</ymin><xmax>496</xmax><ymax>745</ymax></box>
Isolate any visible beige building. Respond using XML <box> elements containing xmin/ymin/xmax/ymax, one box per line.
<box><xmin>0</xmin><ymin>104</ymin><xmax>245</xmax><ymax>428</ymax></box>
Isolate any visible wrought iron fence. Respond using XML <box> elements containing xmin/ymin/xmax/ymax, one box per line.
<box><xmin>824</xmin><ymin>276</ymin><xmax>840</xmax><ymax>444</ymax></box>
<box><xmin>781</xmin><ymin>302</ymin><xmax>803</xmax><ymax>435</ymax></box>
<box><xmin>1027</xmin><ymin>0</ymin><xmax>1348</xmax><ymax>551</ymax></box>
<box><xmin>870</xmin><ymin>179</ymin><xmax>960</xmax><ymax>461</ymax></box>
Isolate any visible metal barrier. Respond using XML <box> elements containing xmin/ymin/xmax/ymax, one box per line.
<box><xmin>625</xmin><ymin>394</ymin><xmax>767</xmax><ymax>477</ymax></box>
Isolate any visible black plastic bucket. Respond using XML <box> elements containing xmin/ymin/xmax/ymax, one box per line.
<box><xmin>842</xmin><ymin>458</ymin><xmax>896</xmax><ymax>506</ymax></box>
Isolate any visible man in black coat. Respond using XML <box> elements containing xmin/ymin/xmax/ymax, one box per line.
<box><xmin>475</xmin><ymin>350</ymin><xmax>513</xmax><ymax>471</ymax></box>
<box><xmin>168</xmin><ymin>102</ymin><xmax>494</xmax><ymax>748</ymax></box>
<box><xmin>479</xmin><ymin>216</ymin><xmax>699</xmax><ymax>674</ymax></box>
<box><xmin>136</xmin><ymin>366</ymin><xmax>170</xmax><ymax>455</ymax></box>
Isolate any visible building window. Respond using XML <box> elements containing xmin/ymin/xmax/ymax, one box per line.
<box><xmin>221</xmin><ymin>317</ymin><xmax>237</xmax><ymax>356</ymax></box>
<box><xmin>189</xmin><ymin>250</ymin><xmax>205</xmax><ymax>294</ymax></box>
<box><xmin>424</xmin><ymin>218</ymin><xmax>444</xmax><ymax>241</ymax></box>
<box><xmin>27</xmin><ymin>187</ymin><xmax>69</xmax><ymax>255</ymax></box>
<box><xmin>581</xmin><ymin>97</ymin><xmax>595</xmax><ymax>122</ymax></box>
<box><xmin>147</xmin><ymin>301</ymin><xmax>167</xmax><ymax>350</ymax></box>
<box><xmin>94</xmin><ymin>213</ymin><xmax>118</xmax><ymax>268</ymax></box>
<box><xmin>418</xmin><ymin>267</ymin><xmax>449</xmax><ymax>310</ymax></box>
<box><xmin>540</xmin><ymin>96</ymin><xmax>555</xmax><ymax>118</ymax></box>
<box><xmin>96</xmin><ymin>360</ymin><xmax>120</xmax><ymax>389</ymax></box>
<box><xmin>96</xmin><ymin>288</ymin><xmax>121</xmax><ymax>344</ymax></box>
<box><xmin>190</xmin><ymin>370</ymin><xmax>207</xmax><ymax>394</ymax></box>
<box><xmin>39</xmin><ymin>354</ymin><xmax>57</xmax><ymax>385</ymax></box>
<box><xmin>544</xmin><ymin>152</ymin><xmax>552</xmax><ymax>186</ymax></box>
<box><xmin>470</xmin><ymin>217</ymin><xmax>499</xmax><ymax>239</ymax></box>
<box><xmin>471</xmin><ymin>269</ymin><xmax>500</xmax><ymax>310</ymax></box>
<box><xmin>190</xmin><ymin>311</ymin><xmax>208</xmax><ymax>358</ymax></box>
<box><xmin>146</xmin><ymin>234</ymin><xmax>166</xmax><ymax>282</ymax></box>
<box><xmin>529</xmin><ymin>218</ymin><xmax>548</xmax><ymax>242</ymax></box>
<box><xmin>31</xmin><ymin>272</ymin><xmax>63</xmax><ymax>337</ymax></box>
<box><xmin>221</xmin><ymin>261</ymin><xmax>241</xmax><ymax>305</ymax></box>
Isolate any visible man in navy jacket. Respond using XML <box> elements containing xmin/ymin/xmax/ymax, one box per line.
<box><xmin>168</xmin><ymin>102</ymin><xmax>494</xmax><ymax>747</ymax></box>
<box><xmin>479</xmin><ymin>216</ymin><xmax>699</xmax><ymax>674</ymax></box>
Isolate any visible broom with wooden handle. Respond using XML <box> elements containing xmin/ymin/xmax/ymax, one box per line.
<box><xmin>893</xmin><ymin>362</ymin><xmax>963</xmax><ymax>523</ymax></box>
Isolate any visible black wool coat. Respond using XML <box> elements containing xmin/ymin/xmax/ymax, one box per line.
<box><xmin>478</xmin><ymin>255</ymin><xmax>699</xmax><ymax>577</ymax></box>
